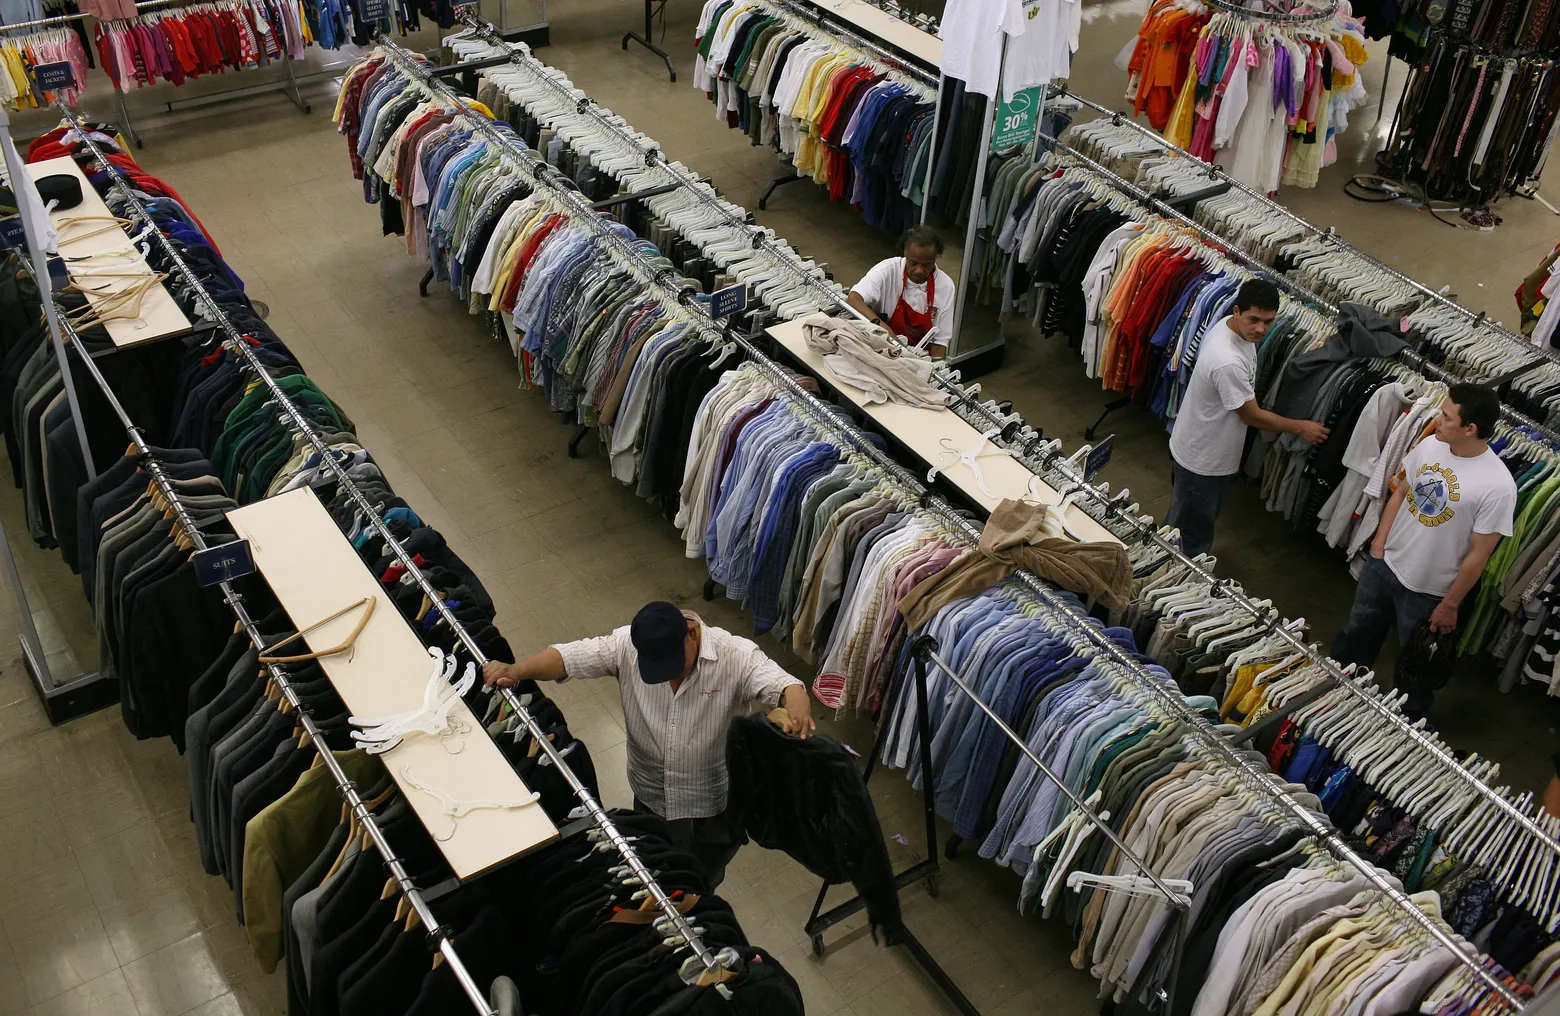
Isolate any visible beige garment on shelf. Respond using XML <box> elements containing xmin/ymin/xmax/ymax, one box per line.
<box><xmin>801</xmin><ymin>316</ymin><xmax>949</xmax><ymax>409</ymax></box>
<box><xmin>898</xmin><ymin>498</ymin><xmax>1134</xmax><ymax>629</ymax></box>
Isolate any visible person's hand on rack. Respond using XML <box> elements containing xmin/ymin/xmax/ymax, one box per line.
<box><xmin>483</xmin><ymin>647</ymin><xmax>568</xmax><ymax>689</ymax></box>
<box><xmin>1294</xmin><ymin>420</ymin><xmax>1330</xmax><ymax>444</ymax></box>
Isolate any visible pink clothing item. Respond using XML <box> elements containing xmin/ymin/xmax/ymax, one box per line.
<box><xmin>79</xmin><ymin>0</ymin><xmax>137</xmax><ymax>21</ymax></box>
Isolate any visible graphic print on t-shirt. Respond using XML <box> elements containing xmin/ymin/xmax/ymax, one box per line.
<box><xmin>1407</xmin><ymin>462</ymin><xmax>1460</xmax><ymax>527</ymax></box>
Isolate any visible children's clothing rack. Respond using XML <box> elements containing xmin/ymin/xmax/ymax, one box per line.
<box><xmin>57</xmin><ymin>98</ymin><xmax>739</xmax><ymax>1006</ymax></box>
<box><xmin>8</xmin><ymin>0</ymin><xmax>314</xmax><ymax>147</ymax></box>
<box><xmin>365</xmin><ymin>37</ymin><xmax>1535</xmax><ymax>1011</ymax></box>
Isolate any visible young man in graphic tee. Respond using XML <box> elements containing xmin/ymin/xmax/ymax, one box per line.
<box><xmin>1166</xmin><ymin>279</ymin><xmax>1329</xmax><ymax>556</ymax></box>
<box><xmin>847</xmin><ymin>225</ymin><xmax>956</xmax><ymax>358</ymax></box>
<box><xmin>1331</xmin><ymin>384</ymin><xmax>1517</xmax><ymax>715</ymax></box>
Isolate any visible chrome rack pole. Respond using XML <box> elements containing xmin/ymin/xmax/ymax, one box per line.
<box><xmin>50</xmin><ymin>310</ymin><xmax>498</xmax><ymax>1016</ymax></box>
<box><xmin>920</xmin><ymin>646</ymin><xmax>1188</xmax><ymax>907</ymax></box>
<box><xmin>55</xmin><ymin>101</ymin><xmax>729</xmax><ymax>981</ymax></box>
<box><xmin>322</xmin><ymin>56</ymin><xmax>1528</xmax><ymax>1007</ymax></box>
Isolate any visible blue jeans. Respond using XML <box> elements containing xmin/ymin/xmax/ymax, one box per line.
<box><xmin>1165</xmin><ymin>462</ymin><xmax>1235</xmax><ymax>557</ymax></box>
<box><xmin>1330</xmin><ymin>556</ymin><xmax>1442</xmax><ymax>671</ymax></box>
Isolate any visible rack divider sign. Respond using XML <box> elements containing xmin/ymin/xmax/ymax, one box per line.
<box><xmin>361</xmin><ymin>0</ymin><xmax>387</xmax><ymax>21</ymax></box>
<box><xmin>31</xmin><ymin>62</ymin><xmax>75</xmax><ymax>94</ymax></box>
<box><xmin>991</xmin><ymin>86</ymin><xmax>1041</xmax><ymax>151</ymax></box>
<box><xmin>710</xmin><ymin>283</ymin><xmax>748</xmax><ymax>320</ymax></box>
<box><xmin>194</xmin><ymin>538</ymin><xmax>256</xmax><ymax>588</ymax></box>
<box><xmin>0</xmin><ymin>217</ymin><xmax>24</xmax><ymax>250</ymax></box>
<box><xmin>1085</xmin><ymin>434</ymin><xmax>1114</xmax><ymax>483</ymax></box>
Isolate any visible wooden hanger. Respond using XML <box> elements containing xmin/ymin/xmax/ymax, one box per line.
<box><xmin>258</xmin><ymin>596</ymin><xmax>378</xmax><ymax>664</ymax></box>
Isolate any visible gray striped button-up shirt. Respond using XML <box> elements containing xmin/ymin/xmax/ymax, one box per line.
<box><xmin>553</xmin><ymin>612</ymin><xmax>802</xmax><ymax>820</ymax></box>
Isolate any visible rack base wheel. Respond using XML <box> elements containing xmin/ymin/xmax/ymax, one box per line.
<box><xmin>924</xmin><ymin>874</ymin><xmax>939</xmax><ymax>897</ymax></box>
<box><xmin>810</xmin><ymin>934</ymin><xmax>825</xmax><ymax>957</ymax></box>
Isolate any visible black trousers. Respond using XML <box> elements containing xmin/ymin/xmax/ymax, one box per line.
<box><xmin>633</xmin><ymin>798</ymin><xmax>740</xmax><ymax>889</ymax></box>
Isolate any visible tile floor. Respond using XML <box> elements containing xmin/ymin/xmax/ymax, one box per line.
<box><xmin>0</xmin><ymin>1</ymin><xmax>1555</xmax><ymax>1013</ymax></box>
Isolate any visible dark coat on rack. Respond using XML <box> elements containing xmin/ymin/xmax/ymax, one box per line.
<box><xmin>1271</xmin><ymin>302</ymin><xmax>1407</xmax><ymax>420</ymax></box>
<box><xmin>724</xmin><ymin>714</ymin><xmax>904</xmax><ymax>943</ymax></box>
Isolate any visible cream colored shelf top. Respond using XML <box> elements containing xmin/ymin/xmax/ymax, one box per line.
<box><xmin>798</xmin><ymin>0</ymin><xmax>942</xmax><ymax>66</ymax></box>
<box><xmin>228</xmin><ymin>488</ymin><xmax>558</xmax><ymax>881</ymax></box>
<box><xmin>29</xmin><ymin>156</ymin><xmax>191</xmax><ymax>349</ymax></box>
<box><xmin>768</xmin><ymin>316</ymin><xmax>1120</xmax><ymax>546</ymax></box>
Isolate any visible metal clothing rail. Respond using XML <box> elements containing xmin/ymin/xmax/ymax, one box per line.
<box><xmin>345</xmin><ymin>47</ymin><xmax>1529</xmax><ymax>1009</ymax></box>
<box><xmin>55</xmin><ymin>102</ymin><xmax>734</xmax><ymax>985</ymax></box>
<box><xmin>1204</xmin><ymin>0</ymin><xmax>1340</xmax><ymax>24</ymax></box>
<box><xmin>1053</xmin><ymin>85</ymin><xmax>1560</xmax><ymax>375</ymax></box>
<box><xmin>52</xmin><ymin>312</ymin><xmax>500</xmax><ymax>1015</ymax></box>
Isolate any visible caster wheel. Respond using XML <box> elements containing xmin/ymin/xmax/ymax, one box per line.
<box><xmin>810</xmin><ymin>934</ymin><xmax>825</xmax><ymax>956</ymax></box>
<box><xmin>925</xmin><ymin>874</ymin><xmax>940</xmax><ymax>897</ymax></box>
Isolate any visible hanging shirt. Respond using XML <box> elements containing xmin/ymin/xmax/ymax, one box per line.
<box><xmin>1383</xmin><ymin>436</ymin><xmax>1518</xmax><ymax>597</ymax></box>
<box><xmin>1167</xmin><ymin>317</ymin><xmax>1256</xmax><ymax>477</ymax></box>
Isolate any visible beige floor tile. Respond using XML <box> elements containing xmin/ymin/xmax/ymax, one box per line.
<box><xmin>181</xmin><ymin>992</ymin><xmax>246</xmax><ymax>1016</ymax></box>
<box><xmin>120</xmin><ymin>933</ymin><xmax>232</xmax><ymax>1016</ymax></box>
<box><xmin>97</xmin><ymin>875</ymin><xmax>207</xmax><ymax>967</ymax></box>
<box><xmin>4</xmin><ymin>909</ymin><xmax>120</xmax><ymax>1006</ymax></box>
<box><xmin>76</xmin><ymin>819</ymin><xmax>179</xmax><ymax>907</ymax></box>
<box><xmin>27</xmin><ymin>968</ymin><xmax>140</xmax><ymax>1016</ymax></box>
<box><xmin>0</xmin><ymin>931</ymin><xmax>28</xmax><ymax>1015</ymax></box>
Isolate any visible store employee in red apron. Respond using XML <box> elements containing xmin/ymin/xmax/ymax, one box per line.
<box><xmin>847</xmin><ymin>225</ymin><xmax>956</xmax><ymax>358</ymax></box>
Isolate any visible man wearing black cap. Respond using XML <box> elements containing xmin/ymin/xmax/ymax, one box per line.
<box><xmin>482</xmin><ymin>601</ymin><xmax>813</xmax><ymax>886</ymax></box>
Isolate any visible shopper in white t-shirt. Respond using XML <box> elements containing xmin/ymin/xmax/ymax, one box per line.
<box><xmin>1331</xmin><ymin>384</ymin><xmax>1517</xmax><ymax>714</ymax></box>
<box><xmin>847</xmin><ymin>225</ymin><xmax>956</xmax><ymax>358</ymax></box>
<box><xmin>1165</xmin><ymin>279</ymin><xmax>1329</xmax><ymax>556</ymax></box>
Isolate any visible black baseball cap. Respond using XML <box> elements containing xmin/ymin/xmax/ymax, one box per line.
<box><xmin>631</xmin><ymin>601</ymin><xmax>690</xmax><ymax>685</ymax></box>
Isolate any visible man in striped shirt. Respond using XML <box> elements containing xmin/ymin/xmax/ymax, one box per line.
<box><xmin>483</xmin><ymin>601</ymin><xmax>814</xmax><ymax>886</ymax></box>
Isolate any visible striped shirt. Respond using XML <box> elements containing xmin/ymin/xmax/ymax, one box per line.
<box><xmin>552</xmin><ymin>611</ymin><xmax>802</xmax><ymax>820</ymax></box>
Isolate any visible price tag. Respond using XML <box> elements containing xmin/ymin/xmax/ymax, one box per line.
<box><xmin>1084</xmin><ymin>434</ymin><xmax>1114</xmax><ymax>483</ymax></box>
<box><xmin>193</xmin><ymin>538</ymin><xmax>256</xmax><ymax>588</ymax></box>
<box><xmin>31</xmin><ymin>61</ymin><xmax>75</xmax><ymax>94</ymax></box>
<box><xmin>991</xmin><ymin>85</ymin><xmax>1041</xmax><ymax>151</ymax></box>
<box><xmin>0</xmin><ymin>217</ymin><xmax>25</xmax><ymax>250</ymax></box>
<box><xmin>710</xmin><ymin>283</ymin><xmax>748</xmax><ymax>320</ymax></box>
<box><xmin>361</xmin><ymin>0</ymin><xmax>387</xmax><ymax>20</ymax></box>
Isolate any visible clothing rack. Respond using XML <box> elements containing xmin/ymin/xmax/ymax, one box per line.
<box><xmin>439</xmin><ymin>25</ymin><xmax>1560</xmax><ymax>906</ymax></box>
<box><xmin>357</xmin><ymin>42</ymin><xmax>1535</xmax><ymax>1009</ymax></box>
<box><xmin>55</xmin><ymin>101</ymin><xmax>739</xmax><ymax>989</ymax></box>
<box><xmin>917</xmin><ymin>124</ymin><xmax>1560</xmax><ymax>894</ymax></box>
<box><xmin>1052</xmin><ymin>85</ymin><xmax>1560</xmax><ymax>376</ymax></box>
<box><xmin>10</xmin><ymin>0</ymin><xmax>312</xmax><ymax>148</ymax></box>
<box><xmin>52</xmin><ymin>309</ymin><xmax>504</xmax><ymax>1015</ymax></box>
<box><xmin>1035</xmin><ymin>121</ymin><xmax>1560</xmax><ymax>449</ymax></box>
